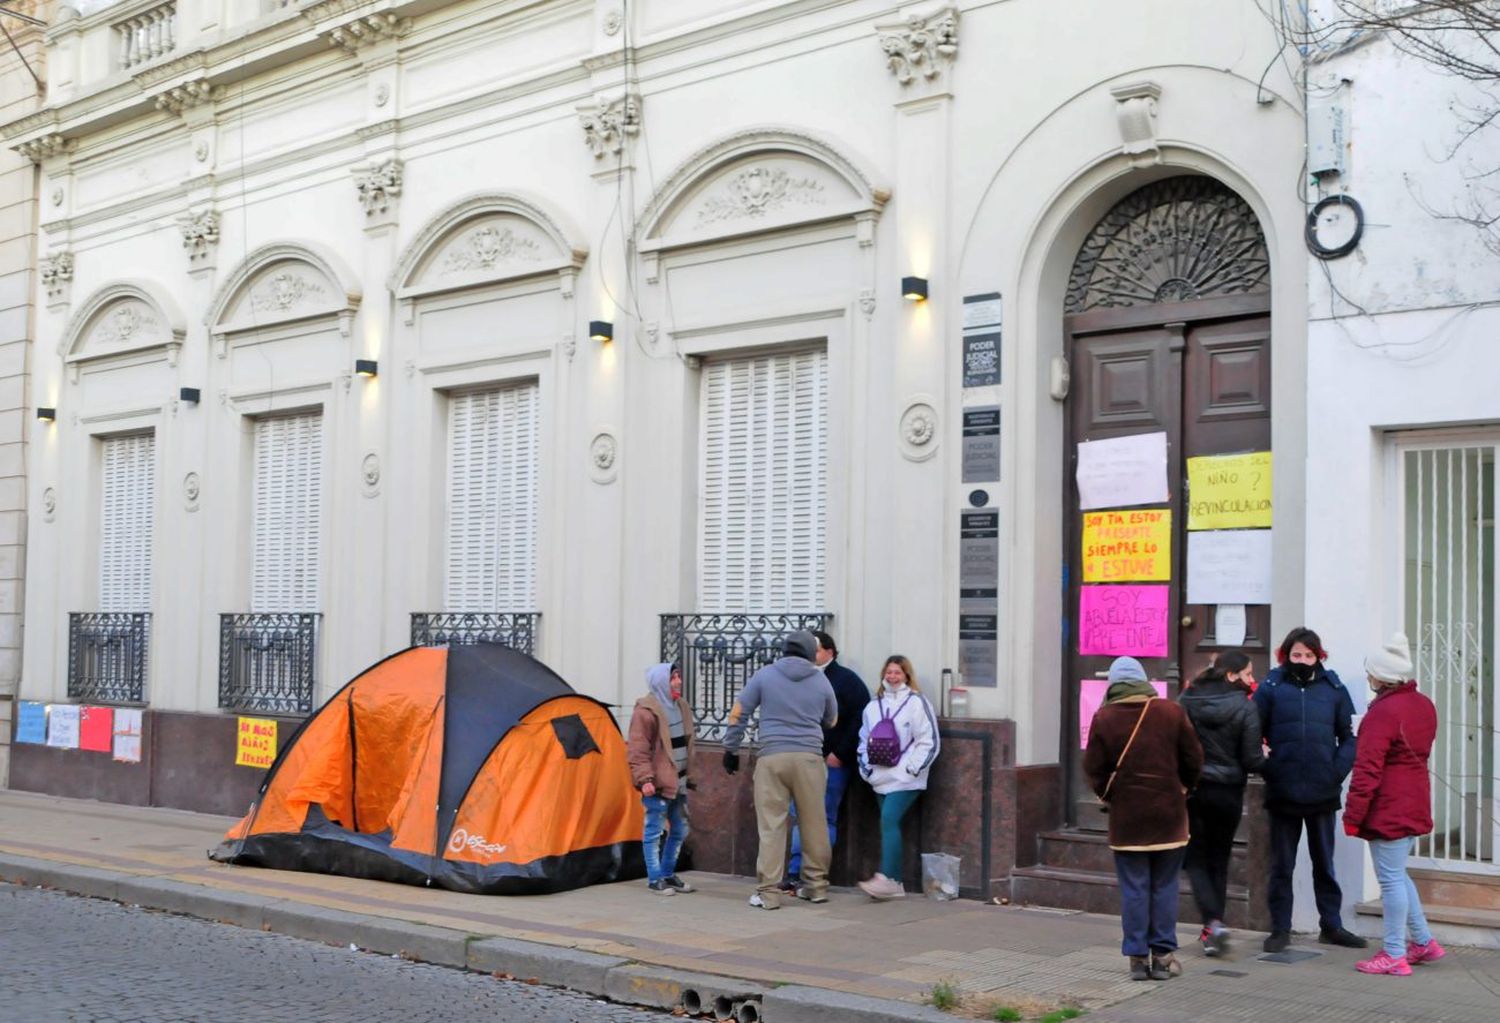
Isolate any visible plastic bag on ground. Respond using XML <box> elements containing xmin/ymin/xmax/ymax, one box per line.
<box><xmin>921</xmin><ymin>852</ymin><xmax>960</xmax><ymax>901</ymax></box>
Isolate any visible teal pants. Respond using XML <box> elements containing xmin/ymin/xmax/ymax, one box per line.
<box><xmin>876</xmin><ymin>790</ymin><xmax>921</xmax><ymax>881</ymax></box>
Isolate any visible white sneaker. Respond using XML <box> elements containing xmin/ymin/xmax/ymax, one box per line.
<box><xmin>858</xmin><ymin>873</ymin><xmax>906</xmax><ymax>900</ymax></box>
<box><xmin>748</xmin><ymin>893</ymin><xmax>780</xmax><ymax>910</ymax></box>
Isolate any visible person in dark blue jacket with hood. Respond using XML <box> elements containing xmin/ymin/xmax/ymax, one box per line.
<box><xmin>1252</xmin><ymin>626</ymin><xmax>1368</xmax><ymax>953</ymax></box>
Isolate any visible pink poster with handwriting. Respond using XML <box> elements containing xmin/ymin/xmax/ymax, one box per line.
<box><xmin>1079</xmin><ymin>679</ymin><xmax>1169</xmax><ymax>749</ymax></box>
<box><xmin>1078</xmin><ymin>584</ymin><xmax>1170</xmax><ymax>657</ymax></box>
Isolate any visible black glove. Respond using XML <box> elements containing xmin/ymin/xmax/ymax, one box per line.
<box><xmin>722</xmin><ymin>751</ymin><xmax>740</xmax><ymax>775</ymax></box>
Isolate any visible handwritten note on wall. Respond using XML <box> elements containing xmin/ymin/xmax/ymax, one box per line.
<box><xmin>1082</xmin><ymin>508</ymin><xmax>1171</xmax><ymax>582</ymax></box>
<box><xmin>1187</xmin><ymin>451</ymin><xmax>1272</xmax><ymax>530</ymax></box>
<box><xmin>1078</xmin><ymin>584</ymin><xmax>1170</xmax><ymax>658</ymax></box>
<box><xmin>1186</xmin><ymin>530</ymin><xmax>1274</xmax><ymax>605</ymax></box>
<box><xmin>1076</xmin><ymin>432</ymin><xmax>1169</xmax><ymax>511</ymax></box>
<box><xmin>235</xmin><ymin>717</ymin><xmax>278</xmax><ymax>769</ymax></box>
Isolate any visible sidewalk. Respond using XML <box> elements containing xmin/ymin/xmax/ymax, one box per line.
<box><xmin>1</xmin><ymin>789</ymin><xmax>1496</xmax><ymax>1023</ymax></box>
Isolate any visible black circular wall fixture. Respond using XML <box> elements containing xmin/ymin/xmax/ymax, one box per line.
<box><xmin>1306</xmin><ymin>194</ymin><xmax>1365</xmax><ymax>260</ymax></box>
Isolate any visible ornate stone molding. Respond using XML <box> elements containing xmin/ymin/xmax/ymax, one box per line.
<box><xmin>178</xmin><ymin>209</ymin><xmax>220</xmax><ymax>271</ymax></box>
<box><xmin>154</xmin><ymin>79</ymin><xmax>216</xmax><ymax>116</ymax></box>
<box><xmin>15</xmin><ymin>134</ymin><xmax>73</xmax><ymax>163</ymax></box>
<box><xmin>1111</xmin><ymin>81</ymin><xmax>1162</xmax><ymax>166</ymax></box>
<box><xmin>588</xmin><ymin>429</ymin><xmax>619</xmax><ymax>484</ymax></box>
<box><xmin>42</xmin><ymin>486</ymin><xmax>56</xmax><ymax>523</ymax></box>
<box><xmin>352</xmin><ymin>157</ymin><xmax>402</xmax><ymax>225</ymax></box>
<box><xmin>40</xmin><ymin>251</ymin><xmax>75</xmax><ymax>309</ymax></box>
<box><xmin>858</xmin><ymin>288</ymin><xmax>876</xmax><ymax>320</ymax></box>
<box><xmin>440</xmin><ymin>224</ymin><xmax>542</xmax><ymax>274</ymax></box>
<box><xmin>361</xmin><ymin>453</ymin><xmax>381</xmax><ymax>497</ymax></box>
<box><xmin>577</xmin><ymin>90</ymin><xmax>641</xmax><ymax>158</ymax></box>
<box><xmin>876</xmin><ymin>7</ymin><xmax>958</xmax><ymax>87</ymax></box>
<box><xmin>697</xmin><ymin>166</ymin><xmax>825</xmax><ymax>224</ymax></box>
<box><xmin>183</xmin><ymin>471</ymin><xmax>200</xmax><ymax>512</ymax></box>
<box><xmin>327</xmin><ymin>13</ymin><xmax>410</xmax><ymax>54</ymax></box>
<box><xmin>898</xmin><ymin>398</ymin><xmax>939</xmax><ymax>462</ymax></box>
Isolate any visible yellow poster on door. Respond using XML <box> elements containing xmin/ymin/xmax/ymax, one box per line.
<box><xmin>1082</xmin><ymin>508</ymin><xmax>1171</xmax><ymax>582</ymax></box>
<box><xmin>1187</xmin><ymin>451</ymin><xmax>1272</xmax><ymax>530</ymax></box>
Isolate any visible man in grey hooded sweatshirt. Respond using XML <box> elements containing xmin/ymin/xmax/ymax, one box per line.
<box><xmin>723</xmin><ymin>630</ymin><xmax>838</xmax><ymax>908</ymax></box>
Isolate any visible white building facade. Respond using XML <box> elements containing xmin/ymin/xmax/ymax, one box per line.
<box><xmin>7</xmin><ymin>0</ymin><xmax>1318</xmax><ymax>901</ymax></box>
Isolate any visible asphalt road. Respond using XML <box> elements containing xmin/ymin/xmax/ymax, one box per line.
<box><xmin>0</xmin><ymin>883</ymin><xmax>674</xmax><ymax>1023</ymax></box>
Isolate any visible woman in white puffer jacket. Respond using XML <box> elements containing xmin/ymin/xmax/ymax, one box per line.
<box><xmin>855</xmin><ymin>655</ymin><xmax>940</xmax><ymax>900</ymax></box>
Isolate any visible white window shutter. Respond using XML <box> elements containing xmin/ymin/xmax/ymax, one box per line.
<box><xmin>99</xmin><ymin>433</ymin><xmax>156</xmax><ymax>612</ymax></box>
<box><xmin>252</xmin><ymin>412</ymin><xmax>322</xmax><ymax>612</ymax></box>
<box><xmin>698</xmin><ymin>348</ymin><xmax>827</xmax><ymax>611</ymax></box>
<box><xmin>445</xmin><ymin>382</ymin><xmax>538</xmax><ymax>610</ymax></box>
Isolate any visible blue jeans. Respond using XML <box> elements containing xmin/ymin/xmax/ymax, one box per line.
<box><xmin>642</xmin><ymin>793</ymin><xmax>689</xmax><ymax>883</ymax></box>
<box><xmin>788</xmin><ymin>765</ymin><xmax>850</xmax><ymax>877</ymax></box>
<box><xmin>1113</xmin><ymin>846</ymin><xmax>1186</xmax><ymax>957</ymax></box>
<box><xmin>1368</xmin><ymin>837</ymin><xmax>1432</xmax><ymax>958</ymax></box>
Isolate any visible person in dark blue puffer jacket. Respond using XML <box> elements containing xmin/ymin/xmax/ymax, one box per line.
<box><xmin>1252</xmin><ymin>626</ymin><xmax>1368</xmax><ymax>953</ymax></box>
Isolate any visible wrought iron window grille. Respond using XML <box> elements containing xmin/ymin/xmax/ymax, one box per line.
<box><xmin>67</xmin><ymin>612</ymin><xmax>151</xmax><ymax>705</ymax></box>
<box><xmin>410</xmin><ymin>612</ymin><xmax>540</xmax><ymax>654</ymax></box>
<box><xmin>218</xmin><ymin>613</ymin><xmax>320</xmax><ymax>715</ymax></box>
<box><xmin>659</xmin><ymin>612</ymin><xmax>832</xmax><ymax>741</ymax></box>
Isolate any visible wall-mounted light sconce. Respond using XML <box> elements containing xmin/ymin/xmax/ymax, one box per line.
<box><xmin>36</xmin><ymin>406</ymin><xmax>56</xmax><ymax>422</ymax></box>
<box><xmin>179</xmin><ymin>387</ymin><xmax>201</xmax><ymax>404</ymax></box>
<box><xmin>355</xmin><ymin>359</ymin><xmax>378</xmax><ymax>378</ymax></box>
<box><xmin>901</xmin><ymin>276</ymin><xmax>929</xmax><ymax>302</ymax></box>
<box><xmin>589</xmin><ymin>320</ymin><xmax>614</xmax><ymax>342</ymax></box>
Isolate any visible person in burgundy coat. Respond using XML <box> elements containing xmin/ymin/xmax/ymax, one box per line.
<box><xmin>1343</xmin><ymin>632</ymin><xmax>1444</xmax><ymax>977</ymax></box>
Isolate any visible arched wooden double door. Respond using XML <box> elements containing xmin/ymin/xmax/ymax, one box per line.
<box><xmin>1063</xmin><ymin>176</ymin><xmax>1274</xmax><ymax>825</ymax></box>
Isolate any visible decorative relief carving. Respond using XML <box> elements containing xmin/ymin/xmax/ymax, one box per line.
<box><xmin>876</xmin><ymin>7</ymin><xmax>958</xmax><ymax>87</ymax></box>
<box><xmin>696</xmin><ymin>166</ymin><xmax>825</xmax><ymax>225</ymax></box>
<box><xmin>92</xmin><ymin>302</ymin><xmax>159</xmax><ymax>346</ymax></box>
<box><xmin>602</xmin><ymin>9</ymin><xmax>623</xmax><ymax>36</ymax></box>
<box><xmin>193</xmin><ymin>140</ymin><xmax>209</xmax><ymax>162</ymax></box>
<box><xmin>441</xmin><ymin>224</ymin><xmax>542</xmax><ymax>274</ymax></box>
<box><xmin>588</xmin><ymin>431</ymin><xmax>618</xmax><ymax>484</ymax></box>
<box><xmin>249</xmin><ymin>270</ymin><xmax>327</xmax><ymax>313</ymax></box>
<box><xmin>40</xmin><ymin>251</ymin><xmax>74</xmax><ymax>305</ymax></box>
<box><xmin>327</xmin><ymin>13</ymin><xmax>410</xmax><ymax>53</ymax></box>
<box><xmin>1111</xmin><ymin>82</ymin><xmax>1162</xmax><ymax>165</ymax></box>
<box><xmin>183</xmin><ymin>471</ymin><xmax>200</xmax><ymax>512</ymax></box>
<box><xmin>178</xmin><ymin>209</ymin><xmax>220</xmax><ymax>263</ymax></box>
<box><xmin>898</xmin><ymin>400</ymin><xmax>939</xmax><ymax>462</ymax></box>
<box><xmin>15</xmin><ymin>134</ymin><xmax>73</xmax><ymax>163</ymax></box>
<box><xmin>858</xmin><ymin>288</ymin><xmax>876</xmax><ymax>319</ymax></box>
<box><xmin>154</xmin><ymin>79</ymin><xmax>215</xmax><ymax>116</ymax></box>
<box><xmin>42</xmin><ymin>486</ymin><xmax>56</xmax><ymax>522</ymax></box>
<box><xmin>353</xmin><ymin>157</ymin><xmax>402</xmax><ymax>218</ymax></box>
<box><xmin>1065</xmin><ymin>176</ymin><xmax>1271</xmax><ymax>314</ymax></box>
<box><xmin>560</xmin><ymin>336</ymin><xmax>577</xmax><ymax>362</ymax></box>
<box><xmin>51</xmin><ymin>187</ymin><xmax>64</xmax><ymax>206</ymax></box>
<box><xmin>577</xmin><ymin>90</ymin><xmax>641</xmax><ymax>158</ymax></box>
<box><xmin>361</xmin><ymin>453</ymin><xmax>381</xmax><ymax>495</ymax></box>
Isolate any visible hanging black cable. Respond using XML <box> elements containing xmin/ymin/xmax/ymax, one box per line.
<box><xmin>1306</xmin><ymin>193</ymin><xmax>1364</xmax><ymax>260</ymax></box>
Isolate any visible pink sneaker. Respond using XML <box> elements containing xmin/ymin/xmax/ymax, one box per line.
<box><xmin>1407</xmin><ymin>938</ymin><xmax>1446</xmax><ymax>965</ymax></box>
<box><xmin>1356</xmin><ymin>951</ymin><xmax>1412</xmax><ymax>976</ymax></box>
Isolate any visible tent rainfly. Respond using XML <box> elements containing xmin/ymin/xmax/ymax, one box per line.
<box><xmin>212</xmin><ymin>643</ymin><xmax>645</xmax><ymax>894</ymax></box>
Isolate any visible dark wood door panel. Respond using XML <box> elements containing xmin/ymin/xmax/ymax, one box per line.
<box><xmin>1184</xmin><ymin>317</ymin><xmax>1272</xmax><ymax>455</ymax></box>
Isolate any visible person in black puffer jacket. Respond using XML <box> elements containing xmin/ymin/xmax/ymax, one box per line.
<box><xmin>1251</xmin><ymin>627</ymin><xmax>1367</xmax><ymax>953</ymax></box>
<box><xmin>1179</xmin><ymin>651</ymin><xmax>1264</xmax><ymax>958</ymax></box>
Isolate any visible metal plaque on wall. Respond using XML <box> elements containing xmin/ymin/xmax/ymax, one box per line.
<box><xmin>962</xmin><ymin>406</ymin><xmax>1001</xmax><ymax>483</ymax></box>
<box><xmin>962</xmin><ymin>293</ymin><xmax>1002</xmax><ymax>388</ymax></box>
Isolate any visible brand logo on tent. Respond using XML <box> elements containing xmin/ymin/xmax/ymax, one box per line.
<box><xmin>447</xmin><ymin>828</ymin><xmax>507</xmax><ymax>857</ymax></box>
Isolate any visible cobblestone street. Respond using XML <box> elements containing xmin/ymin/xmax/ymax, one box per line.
<box><xmin>0</xmin><ymin>884</ymin><xmax>671</xmax><ymax>1023</ymax></box>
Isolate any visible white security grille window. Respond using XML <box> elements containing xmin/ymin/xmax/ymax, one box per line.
<box><xmin>99</xmin><ymin>433</ymin><xmax>156</xmax><ymax>611</ymax></box>
<box><xmin>252</xmin><ymin>411</ymin><xmax>323</xmax><ymax>612</ymax></box>
<box><xmin>698</xmin><ymin>347</ymin><xmax>828</xmax><ymax>611</ymax></box>
<box><xmin>1400</xmin><ymin>438</ymin><xmax>1497</xmax><ymax>868</ymax></box>
<box><xmin>445</xmin><ymin>382</ymin><xmax>539</xmax><ymax>610</ymax></box>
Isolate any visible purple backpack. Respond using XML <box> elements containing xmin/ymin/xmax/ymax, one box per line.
<box><xmin>867</xmin><ymin>693</ymin><xmax>914</xmax><ymax>767</ymax></box>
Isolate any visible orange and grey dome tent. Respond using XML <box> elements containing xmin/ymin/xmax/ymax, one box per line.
<box><xmin>212</xmin><ymin>643</ymin><xmax>645</xmax><ymax>894</ymax></box>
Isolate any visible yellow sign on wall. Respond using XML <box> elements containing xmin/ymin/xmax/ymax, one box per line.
<box><xmin>1187</xmin><ymin>451</ymin><xmax>1273</xmax><ymax>530</ymax></box>
<box><xmin>1082</xmin><ymin>508</ymin><xmax>1171</xmax><ymax>582</ymax></box>
<box><xmin>235</xmin><ymin>716</ymin><xmax>278</xmax><ymax>769</ymax></box>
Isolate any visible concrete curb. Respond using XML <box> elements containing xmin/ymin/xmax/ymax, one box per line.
<box><xmin>0</xmin><ymin>852</ymin><xmax>938</xmax><ymax>1023</ymax></box>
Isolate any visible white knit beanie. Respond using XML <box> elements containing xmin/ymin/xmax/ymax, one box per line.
<box><xmin>1364</xmin><ymin>632</ymin><xmax>1414</xmax><ymax>685</ymax></box>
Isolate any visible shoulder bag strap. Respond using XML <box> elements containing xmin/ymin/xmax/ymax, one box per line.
<box><xmin>1102</xmin><ymin>699</ymin><xmax>1154</xmax><ymax>802</ymax></box>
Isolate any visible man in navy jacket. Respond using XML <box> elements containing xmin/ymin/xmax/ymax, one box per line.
<box><xmin>783</xmin><ymin>631</ymin><xmax>871</xmax><ymax>890</ymax></box>
<box><xmin>1252</xmin><ymin>627</ymin><xmax>1367</xmax><ymax>952</ymax></box>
